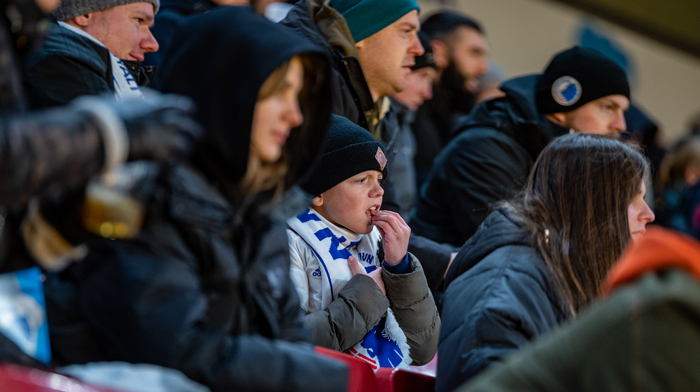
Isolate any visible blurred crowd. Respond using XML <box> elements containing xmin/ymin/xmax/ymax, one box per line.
<box><xmin>1</xmin><ymin>0</ymin><xmax>700</xmax><ymax>391</ymax></box>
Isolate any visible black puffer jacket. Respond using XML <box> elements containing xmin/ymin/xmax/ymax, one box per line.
<box><xmin>436</xmin><ymin>208</ymin><xmax>569</xmax><ymax>392</ymax></box>
<box><xmin>47</xmin><ymin>7</ymin><xmax>347</xmax><ymax>392</ymax></box>
<box><xmin>411</xmin><ymin>75</ymin><xmax>568</xmax><ymax>247</ymax></box>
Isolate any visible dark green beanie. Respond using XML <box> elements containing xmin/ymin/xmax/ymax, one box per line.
<box><xmin>330</xmin><ymin>0</ymin><xmax>420</xmax><ymax>43</ymax></box>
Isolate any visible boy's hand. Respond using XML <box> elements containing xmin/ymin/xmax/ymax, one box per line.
<box><xmin>348</xmin><ymin>256</ymin><xmax>386</xmax><ymax>295</ymax></box>
<box><xmin>370</xmin><ymin>210</ymin><xmax>410</xmax><ymax>266</ymax></box>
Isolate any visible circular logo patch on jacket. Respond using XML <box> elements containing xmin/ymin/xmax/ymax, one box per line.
<box><xmin>551</xmin><ymin>76</ymin><xmax>581</xmax><ymax>106</ymax></box>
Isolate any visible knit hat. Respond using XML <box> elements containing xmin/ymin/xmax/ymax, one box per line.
<box><xmin>412</xmin><ymin>31</ymin><xmax>435</xmax><ymax>71</ymax></box>
<box><xmin>53</xmin><ymin>0</ymin><xmax>160</xmax><ymax>21</ymax></box>
<box><xmin>535</xmin><ymin>46</ymin><xmax>630</xmax><ymax>114</ymax></box>
<box><xmin>302</xmin><ymin>115</ymin><xmax>387</xmax><ymax>196</ymax></box>
<box><xmin>330</xmin><ymin>0</ymin><xmax>420</xmax><ymax>43</ymax></box>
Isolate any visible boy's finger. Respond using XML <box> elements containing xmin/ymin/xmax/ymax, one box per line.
<box><xmin>348</xmin><ymin>256</ymin><xmax>364</xmax><ymax>276</ymax></box>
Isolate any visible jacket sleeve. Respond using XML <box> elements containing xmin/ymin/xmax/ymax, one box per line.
<box><xmin>439</xmin><ymin>130</ymin><xmax>532</xmax><ymax>242</ymax></box>
<box><xmin>383</xmin><ymin>253</ymin><xmax>440</xmax><ymax>366</ymax></box>
<box><xmin>25</xmin><ymin>53</ymin><xmax>112</xmax><ymax>109</ymax></box>
<box><xmin>437</xmin><ymin>262</ymin><xmax>559</xmax><ymax>392</ymax></box>
<box><xmin>0</xmin><ymin>106</ymin><xmax>105</xmax><ymax>207</ymax></box>
<box><xmin>304</xmin><ymin>275</ymin><xmax>389</xmax><ymax>352</ymax></box>
<box><xmin>77</xmin><ymin>228</ymin><xmax>348</xmax><ymax>392</ymax></box>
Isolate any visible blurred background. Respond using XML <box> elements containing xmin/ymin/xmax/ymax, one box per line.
<box><xmin>418</xmin><ymin>0</ymin><xmax>700</xmax><ymax>146</ymax></box>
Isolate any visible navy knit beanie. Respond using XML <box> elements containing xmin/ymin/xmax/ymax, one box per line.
<box><xmin>302</xmin><ymin>115</ymin><xmax>387</xmax><ymax>196</ymax></box>
<box><xmin>536</xmin><ymin>46</ymin><xmax>630</xmax><ymax>114</ymax></box>
<box><xmin>330</xmin><ymin>0</ymin><xmax>420</xmax><ymax>43</ymax></box>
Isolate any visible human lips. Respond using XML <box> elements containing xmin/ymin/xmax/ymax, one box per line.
<box><xmin>128</xmin><ymin>53</ymin><xmax>145</xmax><ymax>62</ymax></box>
<box><xmin>366</xmin><ymin>205</ymin><xmax>381</xmax><ymax>220</ymax></box>
<box><xmin>271</xmin><ymin>131</ymin><xmax>289</xmax><ymax>145</ymax></box>
<box><xmin>631</xmin><ymin>229</ymin><xmax>646</xmax><ymax>240</ymax></box>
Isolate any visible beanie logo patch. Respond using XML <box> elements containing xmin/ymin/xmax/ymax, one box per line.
<box><xmin>551</xmin><ymin>76</ymin><xmax>581</xmax><ymax>106</ymax></box>
<box><xmin>375</xmin><ymin>147</ymin><xmax>387</xmax><ymax>171</ymax></box>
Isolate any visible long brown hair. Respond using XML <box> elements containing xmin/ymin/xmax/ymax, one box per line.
<box><xmin>506</xmin><ymin>133</ymin><xmax>648</xmax><ymax>316</ymax></box>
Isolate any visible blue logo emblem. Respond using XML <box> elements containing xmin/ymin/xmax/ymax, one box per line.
<box><xmin>551</xmin><ymin>76</ymin><xmax>581</xmax><ymax>106</ymax></box>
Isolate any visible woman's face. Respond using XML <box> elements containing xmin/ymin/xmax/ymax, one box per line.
<box><xmin>628</xmin><ymin>181</ymin><xmax>655</xmax><ymax>241</ymax></box>
<box><xmin>250</xmin><ymin>57</ymin><xmax>304</xmax><ymax>163</ymax></box>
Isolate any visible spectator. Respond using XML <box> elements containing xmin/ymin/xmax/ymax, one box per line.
<box><xmin>411</xmin><ymin>46</ymin><xmax>631</xmax><ymax>247</ymax></box>
<box><xmin>655</xmin><ymin>137</ymin><xmax>700</xmax><ymax>236</ymax></box>
<box><xmin>436</xmin><ymin>134</ymin><xmax>654</xmax><ymax>391</ymax></box>
<box><xmin>0</xmin><ymin>0</ymin><xmax>200</xmax><ymax>367</ymax></box>
<box><xmin>47</xmin><ymin>7</ymin><xmax>349</xmax><ymax>392</ymax></box>
<box><xmin>25</xmin><ymin>0</ymin><xmax>160</xmax><ymax>107</ymax></box>
<box><xmin>282</xmin><ymin>0</ymin><xmax>455</xmax><ymax>293</ymax></box>
<box><xmin>287</xmin><ymin>115</ymin><xmax>439</xmax><ymax>369</ymax></box>
<box><xmin>412</xmin><ymin>11</ymin><xmax>489</xmax><ymax>189</ymax></box>
<box><xmin>389</xmin><ymin>31</ymin><xmax>437</xmax><ymax>218</ymax></box>
<box><xmin>458</xmin><ymin>227</ymin><xmax>700</xmax><ymax>392</ymax></box>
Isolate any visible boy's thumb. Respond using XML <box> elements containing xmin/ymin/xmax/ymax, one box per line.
<box><xmin>348</xmin><ymin>256</ymin><xmax>364</xmax><ymax>276</ymax></box>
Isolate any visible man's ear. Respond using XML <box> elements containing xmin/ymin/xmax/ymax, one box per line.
<box><xmin>355</xmin><ymin>39</ymin><xmax>365</xmax><ymax>52</ymax></box>
<box><xmin>431</xmin><ymin>39</ymin><xmax>449</xmax><ymax>70</ymax></box>
<box><xmin>545</xmin><ymin>112</ymin><xmax>567</xmax><ymax>127</ymax></box>
<box><xmin>72</xmin><ymin>14</ymin><xmax>92</xmax><ymax>27</ymax></box>
<box><xmin>311</xmin><ymin>195</ymin><xmax>324</xmax><ymax>207</ymax></box>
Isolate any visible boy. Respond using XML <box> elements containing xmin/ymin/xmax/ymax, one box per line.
<box><xmin>287</xmin><ymin>115</ymin><xmax>439</xmax><ymax>370</ymax></box>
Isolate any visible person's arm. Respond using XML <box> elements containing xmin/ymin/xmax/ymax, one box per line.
<box><xmin>0</xmin><ymin>95</ymin><xmax>200</xmax><ymax>208</ymax></box>
<box><xmin>78</xmin><ymin>233</ymin><xmax>348</xmax><ymax>392</ymax></box>
<box><xmin>383</xmin><ymin>253</ymin><xmax>440</xmax><ymax>366</ymax></box>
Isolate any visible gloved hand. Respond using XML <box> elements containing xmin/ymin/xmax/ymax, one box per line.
<box><xmin>113</xmin><ymin>94</ymin><xmax>203</xmax><ymax>163</ymax></box>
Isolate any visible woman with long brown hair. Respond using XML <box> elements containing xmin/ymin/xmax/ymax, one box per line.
<box><xmin>435</xmin><ymin>133</ymin><xmax>655</xmax><ymax>392</ymax></box>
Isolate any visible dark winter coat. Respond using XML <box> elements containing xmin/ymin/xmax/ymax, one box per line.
<box><xmin>436</xmin><ymin>208</ymin><xmax>568</xmax><ymax>392</ymax></box>
<box><xmin>410</xmin><ymin>75</ymin><xmax>567</xmax><ymax>247</ymax></box>
<box><xmin>46</xmin><ymin>7</ymin><xmax>347</xmax><ymax>392</ymax></box>
<box><xmin>25</xmin><ymin>21</ymin><xmax>151</xmax><ymax>108</ymax></box>
<box><xmin>143</xmin><ymin>0</ymin><xmax>216</xmax><ymax>79</ymax></box>
<box><xmin>459</xmin><ymin>227</ymin><xmax>700</xmax><ymax>392</ymax></box>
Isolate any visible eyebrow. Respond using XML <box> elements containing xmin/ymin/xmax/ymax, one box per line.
<box><xmin>132</xmin><ymin>11</ymin><xmax>154</xmax><ymax>23</ymax></box>
<box><xmin>398</xmin><ymin>22</ymin><xmax>418</xmax><ymax>31</ymax></box>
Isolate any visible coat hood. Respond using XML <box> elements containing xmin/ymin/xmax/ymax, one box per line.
<box><xmin>444</xmin><ymin>207</ymin><xmax>533</xmax><ymax>288</ymax></box>
<box><xmin>160</xmin><ymin>6</ymin><xmax>332</xmax><ymax>189</ymax></box>
<box><xmin>453</xmin><ymin>75</ymin><xmax>568</xmax><ymax>161</ymax></box>
<box><xmin>603</xmin><ymin>227</ymin><xmax>700</xmax><ymax>294</ymax></box>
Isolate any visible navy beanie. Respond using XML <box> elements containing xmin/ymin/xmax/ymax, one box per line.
<box><xmin>330</xmin><ymin>0</ymin><xmax>420</xmax><ymax>43</ymax></box>
<box><xmin>536</xmin><ymin>46</ymin><xmax>630</xmax><ymax>114</ymax></box>
<box><xmin>302</xmin><ymin>115</ymin><xmax>387</xmax><ymax>196</ymax></box>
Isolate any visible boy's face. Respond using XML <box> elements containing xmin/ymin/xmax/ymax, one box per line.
<box><xmin>312</xmin><ymin>170</ymin><xmax>384</xmax><ymax>234</ymax></box>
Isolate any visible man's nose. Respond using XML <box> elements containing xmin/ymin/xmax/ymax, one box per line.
<box><xmin>141</xmin><ymin>28</ymin><xmax>159</xmax><ymax>53</ymax></box>
<box><xmin>409</xmin><ymin>33</ymin><xmax>424</xmax><ymax>56</ymax></box>
<box><xmin>612</xmin><ymin>111</ymin><xmax>626</xmax><ymax>133</ymax></box>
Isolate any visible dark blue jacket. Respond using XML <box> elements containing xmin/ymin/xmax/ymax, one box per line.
<box><xmin>436</xmin><ymin>208</ymin><xmax>569</xmax><ymax>392</ymax></box>
<box><xmin>410</xmin><ymin>75</ymin><xmax>568</xmax><ymax>247</ymax></box>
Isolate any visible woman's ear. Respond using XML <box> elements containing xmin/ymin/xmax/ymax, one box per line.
<box><xmin>311</xmin><ymin>195</ymin><xmax>323</xmax><ymax>207</ymax></box>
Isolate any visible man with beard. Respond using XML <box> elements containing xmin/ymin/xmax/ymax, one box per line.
<box><xmin>412</xmin><ymin>11</ymin><xmax>489</xmax><ymax>189</ymax></box>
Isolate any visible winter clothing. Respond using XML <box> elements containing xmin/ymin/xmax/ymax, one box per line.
<box><xmin>143</xmin><ymin>0</ymin><xmax>216</xmax><ymax>72</ymax></box>
<box><xmin>52</xmin><ymin>0</ymin><xmax>160</xmax><ymax>21</ymax></box>
<box><xmin>282</xmin><ymin>0</ymin><xmax>454</xmax><ymax>291</ymax></box>
<box><xmin>301</xmin><ymin>115</ymin><xmax>387</xmax><ymax>197</ymax></box>
<box><xmin>287</xmin><ymin>208</ymin><xmax>439</xmax><ymax>368</ymax></box>
<box><xmin>329</xmin><ymin>0</ymin><xmax>419</xmax><ymax>43</ymax></box>
<box><xmin>411</xmin><ymin>75</ymin><xmax>567</xmax><ymax>247</ymax></box>
<box><xmin>535</xmin><ymin>46</ymin><xmax>629</xmax><ymax>114</ymax></box>
<box><xmin>436</xmin><ymin>208</ymin><xmax>569</xmax><ymax>392</ymax></box>
<box><xmin>46</xmin><ymin>7</ymin><xmax>346</xmax><ymax>392</ymax></box>
<box><xmin>459</xmin><ymin>227</ymin><xmax>700</xmax><ymax>392</ymax></box>
<box><xmin>388</xmin><ymin>98</ymin><xmax>418</xmax><ymax>218</ymax></box>
<box><xmin>25</xmin><ymin>21</ymin><xmax>151</xmax><ymax>108</ymax></box>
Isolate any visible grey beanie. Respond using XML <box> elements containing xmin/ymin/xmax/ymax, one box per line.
<box><xmin>53</xmin><ymin>0</ymin><xmax>160</xmax><ymax>21</ymax></box>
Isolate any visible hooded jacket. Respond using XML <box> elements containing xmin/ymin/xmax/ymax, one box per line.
<box><xmin>436</xmin><ymin>208</ymin><xmax>568</xmax><ymax>392</ymax></box>
<box><xmin>459</xmin><ymin>227</ymin><xmax>700</xmax><ymax>392</ymax></box>
<box><xmin>410</xmin><ymin>75</ymin><xmax>565</xmax><ymax>247</ymax></box>
<box><xmin>47</xmin><ymin>7</ymin><xmax>347</xmax><ymax>392</ymax></box>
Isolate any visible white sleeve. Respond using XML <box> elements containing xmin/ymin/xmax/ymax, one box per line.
<box><xmin>287</xmin><ymin>229</ymin><xmax>311</xmax><ymax>313</ymax></box>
